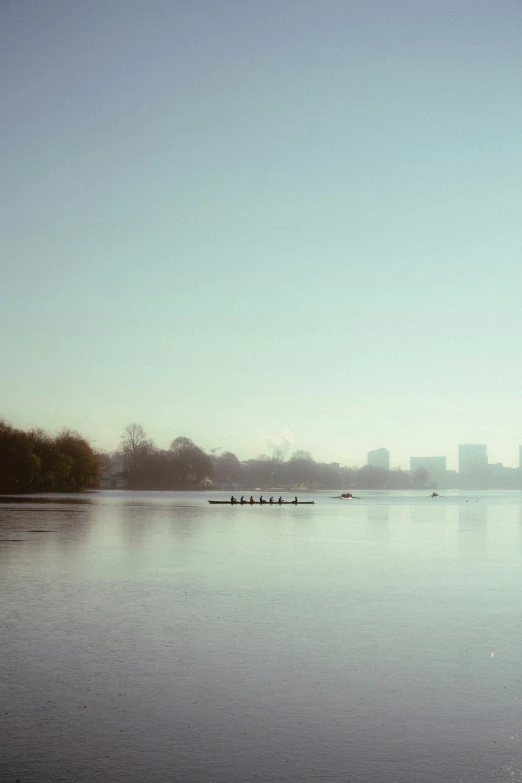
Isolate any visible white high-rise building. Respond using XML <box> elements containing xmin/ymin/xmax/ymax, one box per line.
<box><xmin>458</xmin><ymin>444</ymin><xmax>488</xmax><ymax>475</ymax></box>
<box><xmin>367</xmin><ymin>448</ymin><xmax>390</xmax><ymax>470</ymax></box>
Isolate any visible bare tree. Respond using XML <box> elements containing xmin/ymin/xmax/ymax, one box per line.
<box><xmin>120</xmin><ymin>423</ymin><xmax>153</xmax><ymax>481</ymax></box>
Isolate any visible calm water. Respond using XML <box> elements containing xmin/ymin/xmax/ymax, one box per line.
<box><xmin>1</xmin><ymin>490</ymin><xmax>522</xmax><ymax>783</ymax></box>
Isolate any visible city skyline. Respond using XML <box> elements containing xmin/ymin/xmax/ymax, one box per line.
<box><xmin>93</xmin><ymin>438</ymin><xmax>522</xmax><ymax>473</ymax></box>
<box><xmin>4</xmin><ymin>406</ymin><xmax>522</xmax><ymax>473</ymax></box>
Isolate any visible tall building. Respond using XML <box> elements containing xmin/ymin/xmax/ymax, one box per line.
<box><xmin>410</xmin><ymin>456</ymin><xmax>446</xmax><ymax>483</ymax></box>
<box><xmin>458</xmin><ymin>444</ymin><xmax>488</xmax><ymax>475</ymax></box>
<box><xmin>367</xmin><ymin>448</ymin><xmax>390</xmax><ymax>470</ymax></box>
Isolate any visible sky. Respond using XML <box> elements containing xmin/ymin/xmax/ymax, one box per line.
<box><xmin>2</xmin><ymin>0</ymin><xmax>522</xmax><ymax>470</ymax></box>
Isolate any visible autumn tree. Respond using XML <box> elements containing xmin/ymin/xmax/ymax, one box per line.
<box><xmin>0</xmin><ymin>420</ymin><xmax>100</xmax><ymax>493</ymax></box>
<box><xmin>53</xmin><ymin>430</ymin><xmax>101</xmax><ymax>491</ymax></box>
<box><xmin>0</xmin><ymin>420</ymin><xmax>40</xmax><ymax>492</ymax></box>
<box><xmin>28</xmin><ymin>428</ymin><xmax>71</xmax><ymax>490</ymax></box>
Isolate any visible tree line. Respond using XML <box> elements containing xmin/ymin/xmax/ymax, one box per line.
<box><xmin>0</xmin><ymin>417</ymin><xmax>441</xmax><ymax>494</ymax></box>
<box><xmin>0</xmin><ymin>419</ymin><xmax>100</xmax><ymax>493</ymax></box>
<box><xmin>110</xmin><ymin>424</ymin><xmax>214</xmax><ymax>490</ymax></box>
<box><xmin>211</xmin><ymin>455</ymin><xmax>431</xmax><ymax>491</ymax></box>
<box><xmin>112</xmin><ymin>424</ymin><xmax>433</xmax><ymax>491</ymax></box>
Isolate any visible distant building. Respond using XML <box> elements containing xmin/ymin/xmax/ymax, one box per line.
<box><xmin>410</xmin><ymin>456</ymin><xmax>446</xmax><ymax>484</ymax></box>
<box><xmin>443</xmin><ymin>470</ymin><xmax>459</xmax><ymax>489</ymax></box>
<box><xmin>487</xmin><ymin>462</ymin><xmax>521</xmax><ymax>489</ymax></box>
<box><xmin>99</xmin><ymin>468</ymin><xmax>113</xmax><ymax>489</ymax></box>
<box><xmin>97</xmin><ymin>457</ymin><xmax>128</xmax><ymax>489</ymax></box>
<box><xmin>458</xmin><ymin>444</ymin><xmax>488</xmax><ymax>476</ymax></box>
<box><xmin>367</xmin><ymin>448</ymin><xmax>390</xmax><ymax>470</ymax></box>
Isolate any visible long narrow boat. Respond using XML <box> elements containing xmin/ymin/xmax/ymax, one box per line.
<box><xmin>207</xmin><ymin>500</ymin><xmax>315</xmax><ymax>505</ymax></box>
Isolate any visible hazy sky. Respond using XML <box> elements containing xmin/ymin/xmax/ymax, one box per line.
<box><xmin>2</xmin><ymin>0</ymin><xmax>522</xmax><ymax>469</ymax></box>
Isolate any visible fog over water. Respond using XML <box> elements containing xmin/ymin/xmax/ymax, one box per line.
<box><xmin>1</xmin><ymin>490</ymin><xmax>522</xmax><ymax>783</ymax></box>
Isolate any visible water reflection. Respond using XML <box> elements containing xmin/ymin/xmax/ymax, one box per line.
<box><xmin>366</xmin><ymin>503</ymin><xmax>390</xmax><ymax>539</ymax></box>
<box><xmin>0</xmin><ymin>495</ymin><xmax>93</xmax><ymax>504</ymax></box>
<box><xmin>112</xmin><ymin>499</ymin><xmax>210</xmax><ymax>551</ymax></box>
<box><xmin>2</xmin><ymin>491</ymin><xmax>522</xmax><ymax>783</ymax></box>
<box><xmin>0</xmin><ymin>503</ymin><xmax>95</xmax><ymax>563</ymax></box>
<box><xmin>458</xmin><ymin>499</ymin><xmax>488</xmax><ymax>554</ymax></box>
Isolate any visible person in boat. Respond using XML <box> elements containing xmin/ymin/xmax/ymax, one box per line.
<box><xmin>231</xmin><ymin>496</ymin><xmax>237</xmax><ymax>504</ymax></box>
<box><xmin>259</xmin><ymin>495</ymin><xmax>264</xmax><ymax>503</ymax></box>
<box><xmin>249</xmin><ymin>495</ymin><xmax>254</xmax><ymax>504</ymax></box>
<box><xmin>269</xmin><ymin>496</ymin><xmax>274</xmax><ymax>504</ymax></box>
<box><xmin>294</xmin><ymin>496</ymin><xmax>298</xmax><ymax>503</ymax></box>
<box><xmin>278</xmin><ymin>496</ymin><xmax>283</xmax><ymax>504</ymax></box>
<box><xmin>340</xmin><ymin>492</ymin><xmax>353</xmax><ymax>498</ymax></box>
<box><xmin>240</xmin><ymin>496</ymin><xmax>244</xmax><ymax>503</ymax></box>
<box><xmin>430</xmin><ymin>492</ymin><xmax>439</xmax><ymax>497</ymax></box>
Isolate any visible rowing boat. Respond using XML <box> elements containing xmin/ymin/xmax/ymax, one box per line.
<box><xmin>207</xmin><ymin>500</ymin><xmax>315</xmax><ymax>505</ymax></box>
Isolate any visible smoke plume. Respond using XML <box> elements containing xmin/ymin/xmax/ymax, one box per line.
<box><xmin>263</xmin><ymin>427</ymin><xmax>296</xmax><ymax>460</ymax></box>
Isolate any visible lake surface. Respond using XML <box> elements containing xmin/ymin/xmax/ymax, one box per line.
<box><xmin>1</xmin><ymin>490</ymin><xmax>522</xmax><ymax>783</ymax></box>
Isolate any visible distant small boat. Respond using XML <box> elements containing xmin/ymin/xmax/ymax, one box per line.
<box><xmin>207</xmin><ymin>500</ymin><xmax>314</xmax><ymax>505</ymax></box>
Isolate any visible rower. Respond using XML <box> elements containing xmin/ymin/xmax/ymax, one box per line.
<box><xmin>278</xmin><ymin>496</ymin><xmax>283</xmax><ymax>504</ymax></box>
<box><xmin>240</xmin><ymin>495</ymin><xmax>245</xmax><ymax>503</ymax></box>
<box><xmin>259</xmin><ymin>495</ymin><xmax>264</xmax><ymax>504</ymax></box>
<box><xmin>269</xmin><ymin>496</ymin><xmax>274</xmax><ymax>504</ymax></box>
<box><xmin>294</xmin><ymin>496</ymin><xmax>298</xmax><ymax>504</ymax></box>
<box><xmin>249</xmin><ymin>495</ymin><xmax>254</xmax><ymax>504</ymax></box>
<box><xmin>231</xmin><ymin>496</ymin><xmax>237</xmax><ymax>504</ymax></box>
